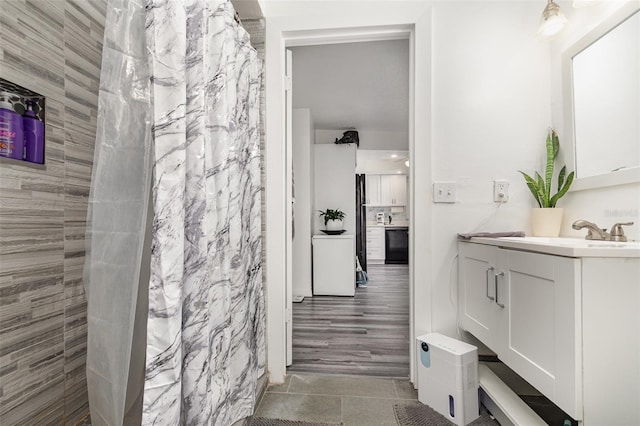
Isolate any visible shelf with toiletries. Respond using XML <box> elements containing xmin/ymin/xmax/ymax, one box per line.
<box><xmin>0</xmin><ymin>78</ymin><xmax>46</xmax><ymax>166</ymax></box>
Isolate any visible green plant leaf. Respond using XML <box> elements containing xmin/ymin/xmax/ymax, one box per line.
<box><xmin>551</xmin><ymin>129</ymin><xmax>560</xmax><ymax>159</ymax></box>
<box><xmin>549</xmin><ymin>171</ymin><xmax>574</xmax><ymax>207</ymax></box>
<box><xmin>519</xmin><ymin>128</ymin><xmax>573</xmax><ymax>209</ymax></box>
<box><xmin>534</xmin><ymin>172</ymin><xmax>548</xmax><ymax>207</ymax></box>
<box><xmin>544</xmin><ymin>131</ymin><xmax>555</xmax><ymax>207</ymax></box>
<box><xmin>557</xmin><ymin>165</ymin><xmax>566</xmax><ymax>191</ymax></box>
<box><xmin>318</xmin><ymin>208</ymin><xmax>345</xmax><ymax>225</ymax></box>
<box><xmin>519</xmin><ymin>171</ymin><xmax>543</xmax><ymax>208</ymax></box>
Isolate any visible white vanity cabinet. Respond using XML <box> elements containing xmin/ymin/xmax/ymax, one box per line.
<box><xmin>458</xmin><ymin>239</ymin><xmax>640</xmax><ymax>424</ymax></box>
<box><xmin>458</xmin><ymin>242</ymin><xmax>580</xmax><ymax>419</ymax></box>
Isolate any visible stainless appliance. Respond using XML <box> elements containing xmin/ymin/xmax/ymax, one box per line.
<box><xmin>385</xmin><ymin>226</ymin><xmax>408</xmax><ymax>264</ymax></box>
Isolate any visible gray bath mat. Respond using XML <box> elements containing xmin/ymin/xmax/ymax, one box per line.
<box><xmin>394</xmin><ymin>402</ymin><xmax>499</xmax><ymax>426</ymax></box>
<box><xmin>251</xmin><ymin>418</ymin><xmax>342</xmax><ymax>426</ymax></box>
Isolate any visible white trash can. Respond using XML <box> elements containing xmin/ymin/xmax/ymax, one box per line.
<box><xmin>416</xmin><ymin>333</ymin><xmax>479</xmax><ymax>426</ymax></box>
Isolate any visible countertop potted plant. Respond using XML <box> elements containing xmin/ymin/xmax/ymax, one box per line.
<box><xmin>318</xmin><ymin>208</ymin><xmax>346</xmax><ymax>231</ymax></box>
<box><xmin>519</xmin><ymin>129</ymin><xmax>574</xmax><ymax>237</ymax></box>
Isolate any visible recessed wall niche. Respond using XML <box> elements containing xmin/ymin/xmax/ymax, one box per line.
<box><xmin>0</xmin><ymin>78</ymin><xmax>46</xmax><ymax>165</ymax></box>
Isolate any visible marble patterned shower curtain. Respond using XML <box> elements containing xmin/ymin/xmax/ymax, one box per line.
<box><xmin>142</xmin><ymin>1</ymin><xmax>264</xmax><ymax>424</ymax></box>
<box><xmin>86</xmin><ymin>0</ymin><xmax>264</xmax><ymax>424</ymax></box>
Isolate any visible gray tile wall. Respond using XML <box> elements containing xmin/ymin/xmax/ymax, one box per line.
<box><xmin>0</xmin><ymin>1</ymin><xmax>106</xmax><ymax>424</ymax></box>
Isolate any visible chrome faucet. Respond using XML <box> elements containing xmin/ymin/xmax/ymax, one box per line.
<box><xmin>572</xmin><ymin>220</ymin><xmax>610</xmax><ymax>240</ymax></box>
<box><xmin>572</xmin><ymin>220</ymin><xmax>634</xmax><ymax>241</ymax></box>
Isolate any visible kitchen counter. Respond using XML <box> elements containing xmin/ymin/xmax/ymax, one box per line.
<box><xmin>367</xmin><ymin>222</ymin><xmax>409</xmax><ymax>227</ymax></box>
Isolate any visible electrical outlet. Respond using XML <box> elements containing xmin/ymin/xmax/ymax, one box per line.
<box><xmin>494</xmin><ymin>180</ymin><xmax>509</xmax><ymax>203</ymax></box>
<box><xmin>433</xmin><ymin>182</ymin><xmax>456</xmax><ymax>203</ymax></box>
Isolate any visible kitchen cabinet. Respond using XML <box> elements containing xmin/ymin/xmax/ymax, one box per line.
<box><xmin>365</xmin><ymin>175</ymin><xmax>381</xmax><ymax>205</ymax></box>
<box><xmin>365</xmin><ymin>174</ymin><xmax>406</xmax><ymax>206</ymax></box>
<box><xmin>366</xmin><ymin>226</ymin><xmax>385</xmax><ymax>264</ymax></box>
<box><xmin>380</xmin><ymin>175</ymin><xmax>406</xmax><ymax>205</ymax></box>
<box><xmin>458</xmin><ymin>239</ymin><xmax>640</xmax><ymax>424</ymax></box>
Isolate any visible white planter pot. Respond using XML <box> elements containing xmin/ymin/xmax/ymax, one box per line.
<box><xmin>325</xmin><ymin>219</ymin><xmax>343</xmax><ymax>231</ymax></box>
<box><xmin>531</xmin><ymin>208</ymin><xmax>563</xmax><ymax>237</ymax></box>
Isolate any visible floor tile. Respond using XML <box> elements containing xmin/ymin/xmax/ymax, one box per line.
<box><xmin>342</xmin><ymin>396</ymin><xmax>400</xmax><ymax>426</ymax></box>
<box><xmin>288</xmin><ymin>374</ymin><xmax>397</xmax><ymax>398</ymax></box>
<box><xmin>255</xmin><ymin>392</ymin><xmax>342</xmax><ymax>424</ymax></box>
<box><xmin>394</xmin><ymin>379</ymin><xmax>418</xmax><ymax>400</ymax></box>
<box><xmin>267</xmin><ymin>374</ymin><xmax>292</xmax><ymax>393</ymax></box>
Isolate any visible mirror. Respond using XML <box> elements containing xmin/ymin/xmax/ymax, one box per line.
<box><xmin>563</xmin><ymin>4</ymin><xmax>640</xmax><ymax>190</ymax></box>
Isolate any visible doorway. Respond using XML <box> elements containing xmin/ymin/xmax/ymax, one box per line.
<box><xmin>287</xmin><ymin>39</ymin><xmax>411</xmax><ymax>377</ymax></box>
<box><xmin>264</xmin><ymin>10</ymin><xmax>433</xmax><ymax>386</ymax></box>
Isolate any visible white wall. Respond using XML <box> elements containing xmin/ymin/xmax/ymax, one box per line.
<box><xmin>313</xmin><ymin>144</ymin><xmax>357</xmax><ymax>234</ymax></box>
<box><xmin>315</xmin><ymin>128</ymin><xmax>408</xmax><ymax>151</ymax></box>
<box><xmin>550</xmin><ymin>1</ymin><xmax>640</xmax><ymax>242</ymax></box>
<box><xmin>292</xmin><ymin>109</ymin><xmax>314</xmax><ymax>297</ymax></box>
<box><xmin>263</xmin><ymin>0</ymin><xmax>556</xmax><ymax>384</ymax></box>
<box><xmin>429</xmin><ymin>1</ymin><xmax>552</xmax><ymax>336</ymax></box>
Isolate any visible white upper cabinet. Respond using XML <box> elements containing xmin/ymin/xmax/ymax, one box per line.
<box><xmin>365</xmin><ymin>174</ymin><xmax>381</xmax><ymax>205</ymax></box>
<box><xmin>366</xmin><ymin>174</ymin><xmax>406</xmax><ymax>206</ymax></box>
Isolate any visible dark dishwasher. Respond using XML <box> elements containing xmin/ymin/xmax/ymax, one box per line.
<box><xmin>385</xmin><ymin>226</ymin><xmax>409</xmax><ymax>264</ymax></box>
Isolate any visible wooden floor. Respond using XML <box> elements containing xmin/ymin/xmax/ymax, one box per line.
<box><xmin>289</xmin><ymin>264</ymin><xmax>410</xmax><ymax>378</ymax></box>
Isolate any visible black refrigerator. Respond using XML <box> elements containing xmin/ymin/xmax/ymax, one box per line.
<box><xmin>355</xmin><ymin>174</ymin><xmax>367</xmax><ymax>271</ymax></box>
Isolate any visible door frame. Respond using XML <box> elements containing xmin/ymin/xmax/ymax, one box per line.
<box><xmin>264</xmin><ymin>6</ymin><xmax>433</xmax><ymax>385</ymax></box>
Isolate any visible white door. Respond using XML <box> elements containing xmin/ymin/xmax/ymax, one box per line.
<box><xmin>285</xmin><ymin>49</ymin><xmax>293</xmax><ymax>366</ymax></box>
<box><xmin>499</xmin><ymin>249</ymin><xmax>579</xmax><ymax>418</ymax></box>
<box><xmin>457</xmin><ymin>242</ymin><xmax>500</xmax><ymax>351</ymax></box>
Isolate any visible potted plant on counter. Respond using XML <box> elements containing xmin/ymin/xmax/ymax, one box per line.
<box><xmin>519</xmin><ymin>129</ymin><xmax>574</xmax><ymax>237</ymax></box>
<box><xmin>318</xmin><ymin>208</ymin><xmax>346</xmax><ymax>231</ymax></box>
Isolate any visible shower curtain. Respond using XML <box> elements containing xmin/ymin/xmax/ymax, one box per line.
<box><xmin>84</xmin><ymin>0</ymin><xmax>264</xmax><ymax>424</ymax></box>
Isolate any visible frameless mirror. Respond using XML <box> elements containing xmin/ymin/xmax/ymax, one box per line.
<box><xmin>563</xmin><ymin>4</ymin><xmax>640</xmax><ymax>190</ymax></box>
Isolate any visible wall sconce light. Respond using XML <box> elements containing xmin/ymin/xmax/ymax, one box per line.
<box><xmin>404</xmin><ymin>160</ymin><xmax>410</xmax><ymax>167</ymax></box>
<box><xmin>538</xmin><ymin>0</ymin><xmax>568</xmax><ymax>39</ymax></box>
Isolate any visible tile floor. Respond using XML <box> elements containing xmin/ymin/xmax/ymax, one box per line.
<box><xmin>255</xmin><ymin>374</ymin><xmax>418</xmax><ymax>425</ymax></box>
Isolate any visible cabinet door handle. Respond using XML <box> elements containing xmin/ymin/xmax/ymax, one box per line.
<box><xmin>495</xmin><ymin>271</ymin><xmax>505</xmax><ymax>308</ymax></box>
<box><xmin>485</xmin><ymin>267</ymin><xmax>495</xmax><ymax>301</ymax></box>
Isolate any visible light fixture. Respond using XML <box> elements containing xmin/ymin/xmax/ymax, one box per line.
<box><xmin>404</xmin><ymin>160</ymin><xmax>410</xmax><ymax>167</ymax></box>
<box><xmin>391</xmin><ymin>154</ymin><xmax>398</xmax><ymax>158</ymax></box>
<box><xmin>537</xmin><ymin>0</ymin><xmax>568</xmax><ymax>40</ymax></box>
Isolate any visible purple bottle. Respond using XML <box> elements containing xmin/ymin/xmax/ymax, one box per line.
<box><xmin>23</xmin><ymin>100</ymin><xmax>44</xmax><ymax>164</ymax></box>
<box><xmin>0</xmin><ymin>91</ymin><xmax>24</xmax><ymax>160</ymax></box>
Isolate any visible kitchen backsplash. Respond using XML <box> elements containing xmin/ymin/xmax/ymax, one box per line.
<box><xmin>366</xmin><ymin>206</ymin><xmax>408</xmax><ymax>224</ymax></box>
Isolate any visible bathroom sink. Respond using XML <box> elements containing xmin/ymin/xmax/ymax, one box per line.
<box><xmin>468</xmin><ymin>236</ymin><xmax>640</xmax><ymax>258</ymax></box>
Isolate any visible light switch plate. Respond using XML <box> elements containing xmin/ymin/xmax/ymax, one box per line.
<box><xmin>433</xmin><ymin>182</ymin><xmax>456</xmax><ymax>203</ymax></box>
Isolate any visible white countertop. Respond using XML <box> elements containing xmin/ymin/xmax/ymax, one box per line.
<box><xmin>367</xmin><ymin>222</ymin><xmax>409</xmax><ymax>227</ymax></box>
<box><xmin>465</xmin><ymin>236</ymin><xmax>640</xmax><ymax>258</ymax></box>
<box><xmin>313</xmin><ymin>233</ymin><xmax>355</xmax><ymax>239</ymax></box>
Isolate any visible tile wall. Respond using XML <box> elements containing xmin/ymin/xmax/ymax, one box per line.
<box><xmin>0</xmin><ymin>0</ymin><xmax>106</xmax><ymax>424</ymax></box>
<box><xmin>366</xmin><ymin>206</ymin><xmax>409</xmax><ymax>225</ymax></box>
